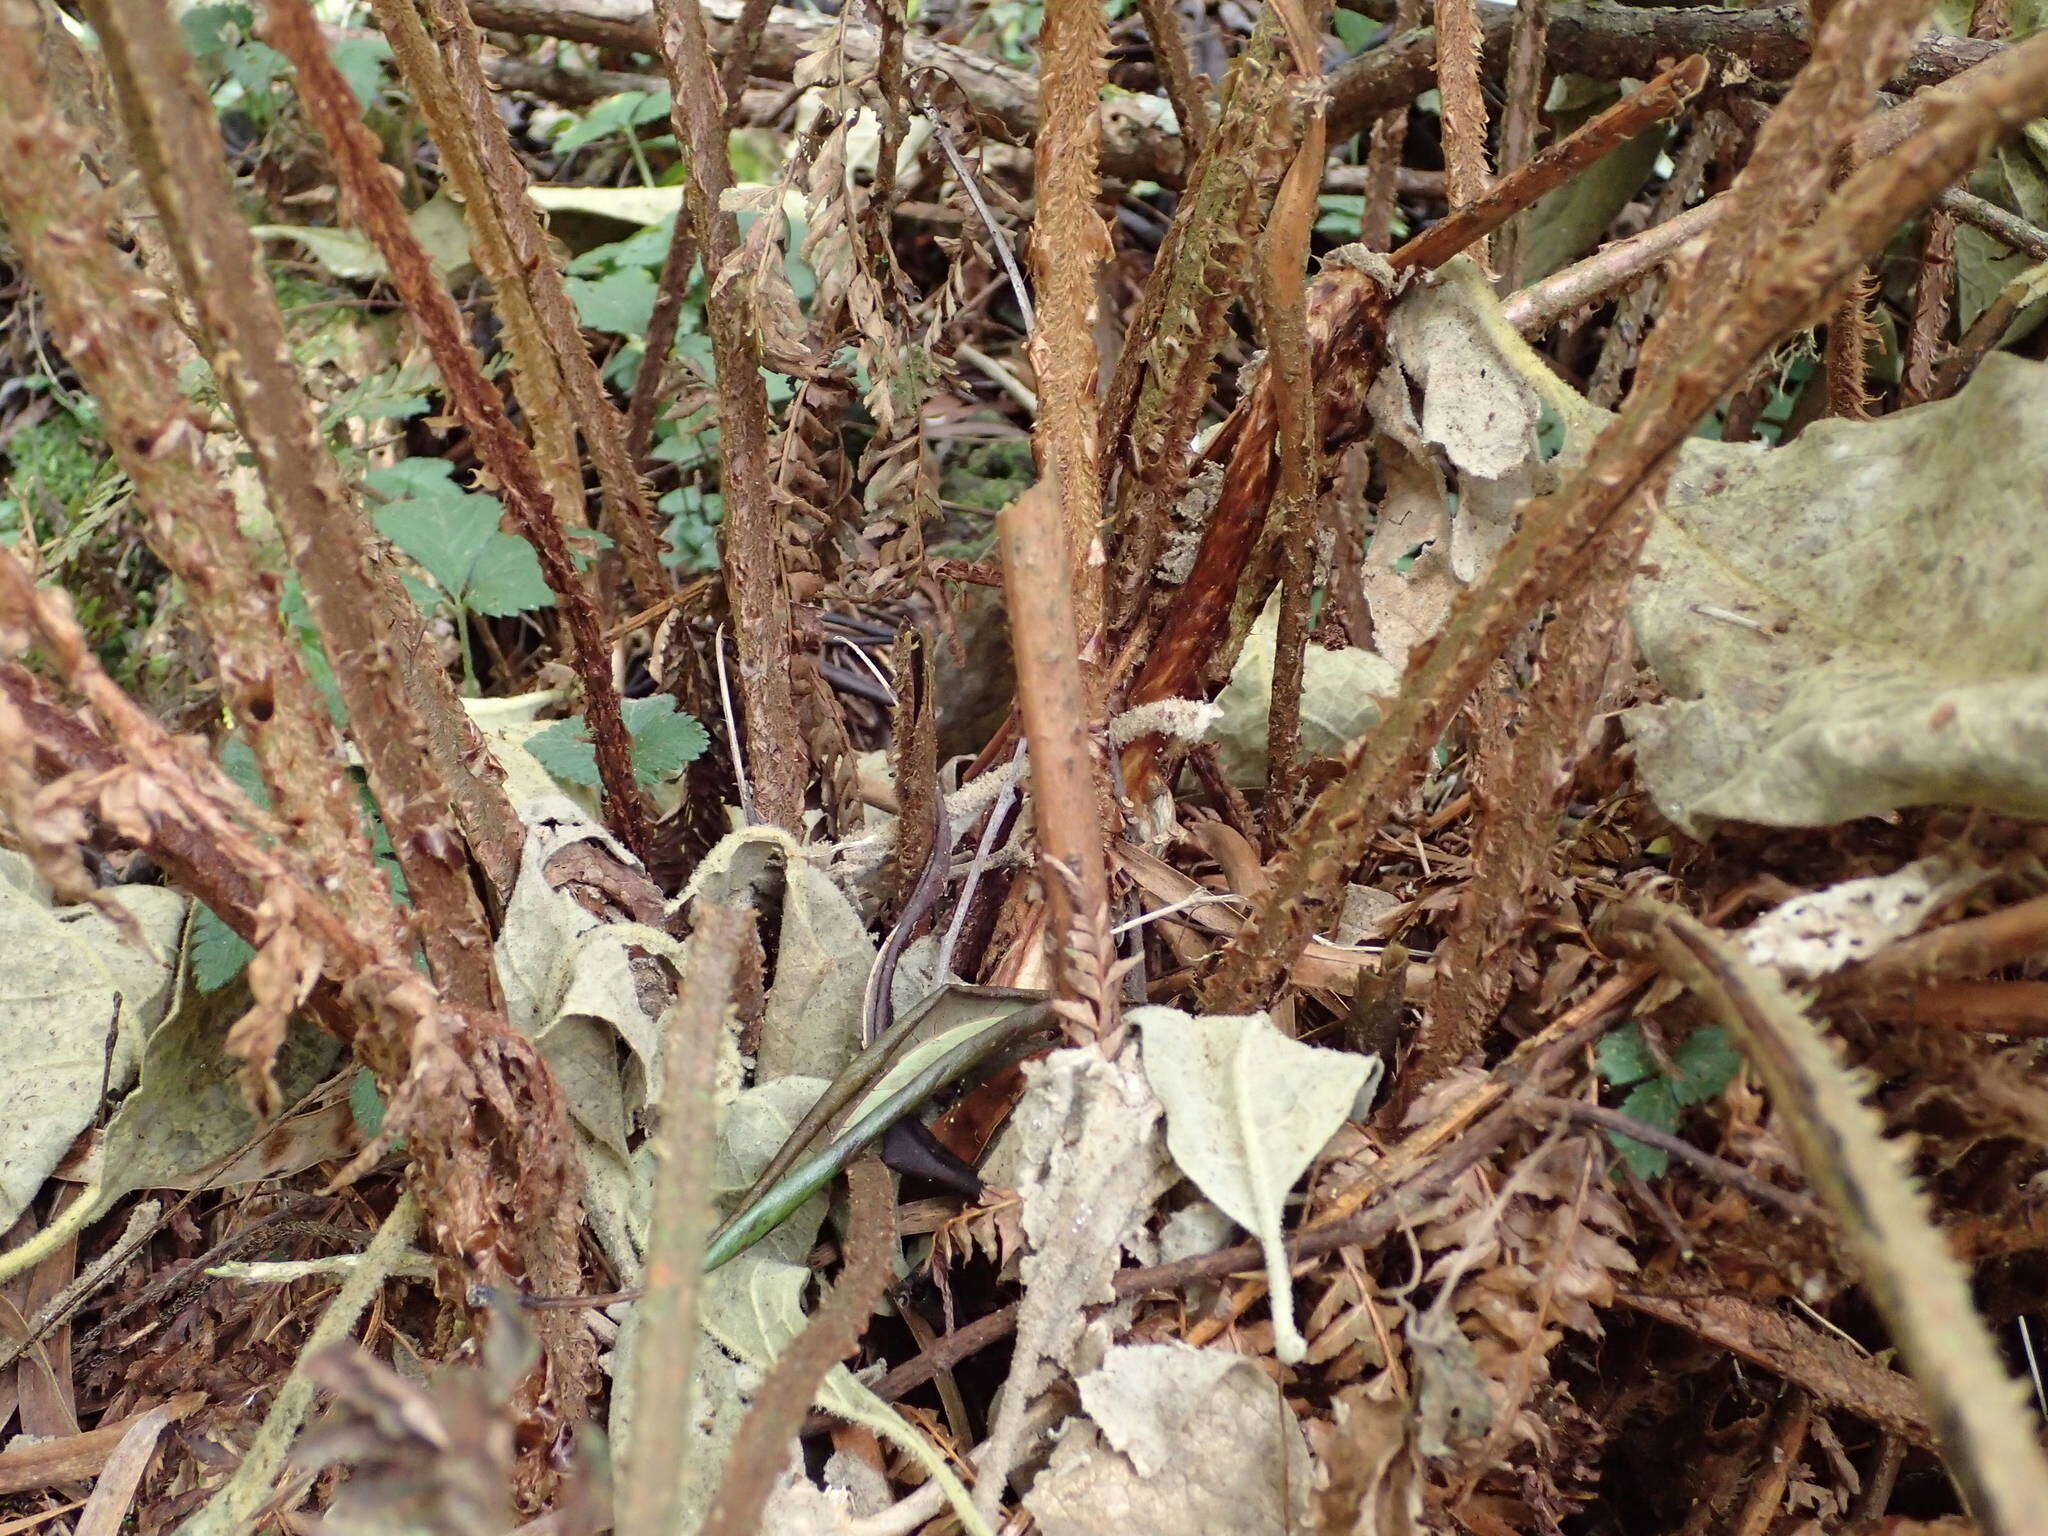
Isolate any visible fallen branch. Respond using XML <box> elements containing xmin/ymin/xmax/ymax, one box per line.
<box><xmin>469</xmin><ymin>0</ymin><xmax>1997</xmax><ymax>183</ymax></box>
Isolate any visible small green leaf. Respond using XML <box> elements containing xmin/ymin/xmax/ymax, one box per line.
<box><xmin>349</xmin><ymin>1068</ymin><xmax>387</xmax><ymax>1138</ymax></box>
<box><xmin>552</xmin><ymin>88</ymin><xmax>673</xmax><ymax>151</ymax></box>
<box><xmin>463</xmin><ymin>529</ymin><xmax>556</xmax><ymax>616</ymax></box>
<box><xmin>526</xmin><ymin>695</ymin><xmax>709</xmax><ymax>789</ymax></box>
<box><xmin>1595</xmin><ymin>1022</ymin><xmax>1657</xmax><ymax>1088</ymax></box>
<box><xmin>190</xmin><ymin>904</ymin><xmax>256</xmax><ymax>993</ymax></box>
<box><xmin>1671</xmin><ymin>1026</ymin><xmax>1742</xmax><ymax>1108</ymax></box>
<box><xmin>373</xmin><ymin>484</ymin><xmax>553</xmax><ymax>618</ymax></box>
<box><xmin>1333</xmin><ymin>7</ymin><xmax>1382</xmax><ymax>53</ymax></box>
<box><xmin>1610</xmin><ymin>1079</ymin><xmax>1679</xmax><ymax>1180</ymax></box>
<box><xmin>331</xmin><ymin>36</ymin><xmax>392</xmax><ymax>109</ymax></box>
<box><xmin>567</xmin><ymin>268</ymin><xmax>659</xmax><ymax>336</ymax></box>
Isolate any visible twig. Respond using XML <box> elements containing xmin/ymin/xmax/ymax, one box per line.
<box><xmin>619</xmin><ymin>908</ymin><xmax>746</xmax><ymax>1536</ymax></box>
<box><xmin>1522</xmin><ymin>1096</ymin><xmax>1822</xmax><ymax>1223</ymax></box>
<box><xmin>1939</xmin><ymin>184</ymin><xmax>2048</xmax><ymax>260</ymax></box>
<box><xmin>625</xmin><ymin>211</ymin><xmax>701</xmax><ymax>466</ymax></box>
<box><xmin>1504</xmin><ymin>193</ymin><xmax>1726</xmax><ymax>335</ymax></box>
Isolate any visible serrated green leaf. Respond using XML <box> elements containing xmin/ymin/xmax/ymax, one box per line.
<box><xmin>1595</xmin><ymin>1022</ymin><xmax>1657</xmax><ymax>1088</ymax></box>
<box><xmin>567</xmin><ymin>267</ymin><xmax>659</xmax><ymax>335</ymax></box>
<box><xmin>1671</xmin><ymin>1026</ymin><xmax>1742</xmax><ymax>1108</ymax></box>
<box><xmin>526</xmin><ymin>695</ymin><xmax>710</xmax><ymax>790</ymax></box>
<box><xmin>374</xmin><ymin>492</ymin><xmax>553</xmax><ymax>618</ymax></box>
<box><xmin>1610</xmin><ymin>1079</ymin><xmax>1679</xmax><ymax>1180</ymax></box>
<box><xmin>463</xmin><ymin>530</ymin><xmax>556</xmax><ymax>616</ymax></box>
<box><xmin>363</xmin><ymin>458</ymin><xmax>460</xmax><ymax>499</ymax></box>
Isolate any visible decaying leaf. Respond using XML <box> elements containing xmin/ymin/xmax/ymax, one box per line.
<box><xmin>1735</xmin><ymin>854</ymin><xmax>1984</xmax><ymax>982</ymax></box>
<box><xmin>495</xmin><ymin>805</ymin><xmax>670</xmax><ymax>1158</ymax></box>
<box><xmin>1627</xmin><ymin>353</ymin><xmax>2048</xmax><ymax>831</ymax></box>
<box><xmin>1133</xmin><ymin>1006</ymin><xmax>1375</xmax><ymax>1364</ymax></box>
<box><xmin>0</xmin><ymin>852</ymin><xmax>186</xmax><ymax>1227</ymax></box>
<box><xmin>1213</xmin><ymin>599</ymin><xmax>1399</xmax><ymax>786</ymax></box>
<box><xmin>1358</xmin><ymin>262</ymin><xmax>2048</xmax><ymax>834</ymax></box>
<box><xmin>1023</xmin><ymin>1343</ymin><xmax>1313</xmax><ymax>1536</ymax></box>
<box><xmin>976</xmin><ymin>1044</ymin><xmax>1175</xmax><ymax>1517</ymax></box>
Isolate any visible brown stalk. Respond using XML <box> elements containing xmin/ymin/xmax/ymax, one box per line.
<box><xmin>1358</xmin><ymin>0</ymin><xmax>1421</xmax><ymax>251</ymax></box>
<box><xmin>1490</xmin><ymin>0</ymin><xmax>1549</xmax><ymax>285</ymax></box>
<box><xmin>1121</xmin><ymin>56</ymin><xmax>1707</xmax><ymax>798</ymax></box>
<box><xmin>1202</xmin><ymin>31</ymin><xmax>2048</xmax><ymax>1011</ymax></box>
<box><xmin>1254</xmin><ymin>0</ymin><xmax>1329</xmax><ymax>837</ymax></box>
<box><xmin>1099</xmin><ymin>15</ymin><xmax>1292</xmax><ymax>629</ymax></box>
<box><xmin>649</xmin><ymin>0</ymin><xmax>809</xmax><ymax>832</ymax></box>
<box><xmin>699</xmin><ymin>1159</ymin><xmax>893</xmax><ymax>1536</ymax></box>
<box><xmin>0</xmin><ymin>26</ymin><xmax>389</xmax><ymax>948</ymax></box>
<box><xmin>1409</xmin><ymin>510</ymin><xmax>1646</xmax><ymax>1103</ymax></box>
<box><xmin>1585</xmin><ymin>113</ymin><xmax>1722</xmax><ymax>405</ymax></box>
<box><xmin>617</xmin><ymin>907</ymin><xmax>745</xmax><ymax>1536</ymax></box>
<box><xmin>1134</xmin><ymin>0</ymin><xmax>1211</xmax><ymax>160</ymax></box>
<box><xmin>258</xmin><ymin>0</ymin><xmax>653</xmax><ymax>864</ymax></box>
<box><xmin>1030</xmin><ymin>0</ymin><xmax>1113</xmax><ymax>649</ymax></box>
<box><xmin>368</xmin><ymin>0</ymin><xmax>587</xmax><ymax>559</ymax></box>
<box><xmin>84</xmin><ymin>0</ymin><xmax>513</xmax><ymax>1004</ymax></box>
<box><xmin>999</xmin><ymin>482</ymin><xmax>1112</xmax><ymax>1031</ymax></box>
<box><xmin>624</xmin><ymin>209</ymin><xmax>702</xmax><ymax>466</ymax></box>
<box><xmin>1435</xmin><ymin>0</ymin><xmax>1492</xmax><ymax>262</ymax></box>
<box><xmin>1901</xmin><ymin>206</ymin><xmax>1958</xmax><ymax>404</ymax></box>
<box><xmin>396</xmin><ymin>0</ymin><xmax>675</xmax><ymax>604</ymax></box>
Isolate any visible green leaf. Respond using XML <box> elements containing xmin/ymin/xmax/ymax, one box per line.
<box><xmin>371</xmin><ymin>477</ymin><xmax>553</xmax><ymax>618</ymax></box>
<box><xmin>551</xmin><ymin>88</ymin><xmax>672</xmax><ymax>151</ymax></box>
<box><xmin>462</xmin><ymin>528</ymin><xmax>556</xmax><ymax>617</ymax></box>
<box><xmin>567</xmin><ymin>268</ymin><xmax>659</xmax><ymax>336</ymax></box>
<box><xmin>1595</xmin><ymin>1021</ymin><xmax>1657</xmax><ymax>1088</ymax></box>
<box><xmin>1671</xmin><ymin>1026</ymin><xmax>1742</xmax><ymax>1108</ymax></box>
<box><xmin>190</xmin><ymin>905</ymin><xmax>255</xmax><ymax>993</ymax></box>
<box><xmin>1333</xmin><ymin>7</ymin><xmax>1381</xmax><ymax>52</ymax></box>
<box><xmin>331</xmin><ymin>36</ymin><xmax>392</xmax><ymax>109</ymax></box>
<box><xmin>525</xmin><ymin>695</ymin><xmax>710</xmax><ymax>790</ymax></box>
<box><xmin>1611</xmin><ymin>1079</ymin><xmax>1679</xmax><ymax>1180</ymax></box>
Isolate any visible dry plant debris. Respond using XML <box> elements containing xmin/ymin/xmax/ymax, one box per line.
<box><xmin>5</xmin><ymin>1</ymin><xmax>2048</xmax><ymax>1533</ymax></box>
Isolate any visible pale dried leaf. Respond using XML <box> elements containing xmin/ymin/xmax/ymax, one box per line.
<box><xmin>1023</xmin><ymin>1343</ymin><xmax>1312</xmax><ymax>1536</ymax></box>
<box><xmin>1133</xmin><ymin>1007</ymin><xmax>1374</xmax><ymax>1363</ymax></box>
